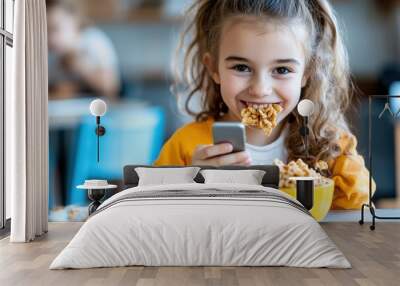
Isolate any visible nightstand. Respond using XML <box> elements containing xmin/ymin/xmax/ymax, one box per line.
<box><xmin>77</xmin><ymin>183</ymin><xmax>117</xmax><ymax>215</ymax></box>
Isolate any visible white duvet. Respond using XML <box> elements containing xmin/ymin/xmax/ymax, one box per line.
<box><xmin>50</xmin><ymin>183</ymin><xmax>351</xmax><ymax>269</ymax></box>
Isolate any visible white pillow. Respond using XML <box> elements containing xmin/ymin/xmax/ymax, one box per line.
<box><xmin>200</xmin><ymin>169</ymin><xmax>266</xmax><ymax>185</ymax></box>
<box><xmin>135</xmin><ymin>167</ymin><xmax>201</xmax><ymax>186</ymax></box>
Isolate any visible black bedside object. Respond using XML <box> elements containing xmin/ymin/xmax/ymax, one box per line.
<box><xmin>77</xmin><ymin>182</ymin><xmax>117</xmax><ymax>215</ymax></box>
<box><xmin>87</xmin><ymin>189</ymin><xmax>106</xmax><ymax>215</ymax></box>
<box><xmin>290</xmin><ymin>177</ymin><xmax>315</xmax><ymax>210</ymax></box>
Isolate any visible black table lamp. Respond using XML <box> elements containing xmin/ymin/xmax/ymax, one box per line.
<box><xmin>89</xmin><ymin>99</ymin><xmax>107</xmax><ymax>162</ymax></box>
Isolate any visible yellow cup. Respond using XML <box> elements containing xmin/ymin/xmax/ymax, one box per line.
<box><xmin>279</xmin><ymin>178</ymin><xmax>334</xmax><ymax>221</ymax></box>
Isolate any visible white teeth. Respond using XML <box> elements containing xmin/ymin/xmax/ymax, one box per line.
<box><xmin>245</xmin><ymin>102</ymin><xmax>280</xmax><ymax>108</ymax></box>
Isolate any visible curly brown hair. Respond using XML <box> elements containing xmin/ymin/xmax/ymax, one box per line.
<box><xmin>172</xmin><ymin>0</ymin><xmax>354</xmax><ymax>168</ymax></box>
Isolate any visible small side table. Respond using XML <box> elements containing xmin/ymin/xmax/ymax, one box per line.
<box><xmin>77</xmin><ymin>184</ymin><xmax>117</xmax><ymax>215</ymax></box>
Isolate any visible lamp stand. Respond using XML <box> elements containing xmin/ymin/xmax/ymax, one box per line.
<box><xmin>95</xmin><ymin>116</ymin><xmax>106</xmax><ymax>162</ymax></box>
<box><xmin>299</xmin><ymin>116</ymin><xmax>310</xmax><ymax>158</ymax></box>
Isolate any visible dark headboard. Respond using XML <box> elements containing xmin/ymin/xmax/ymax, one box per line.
<box><xmin>123</xmin><ymin>165</ymin><xmax>280</xmax><ymax>189</ymax></box>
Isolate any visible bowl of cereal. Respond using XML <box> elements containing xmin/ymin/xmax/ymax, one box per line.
<box><xmin>274</xmin><ymin>159</ymin><xmax>334</xmax><ymax>221</ymax></box>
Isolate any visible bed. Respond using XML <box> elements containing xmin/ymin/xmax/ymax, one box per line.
<box><xmin>50</xmin><ymin>165</ymin><xmax>350</xmax><ymax>269</ymax></box>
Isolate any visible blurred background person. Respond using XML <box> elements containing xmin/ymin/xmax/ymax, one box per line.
<box><xmin>46</xmin><ymin>0</ymin><xmax>121</xmax><ymax>99</ymax></box>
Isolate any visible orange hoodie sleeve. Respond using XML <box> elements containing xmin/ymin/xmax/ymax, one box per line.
<box><xmin>329</xmin><ymin>131</ymin><xmax>376</xmax><ymax>209</ymax></box>
<box><xmin>153</xmin><ymin>133</ymin><xmax>188</xmax><ymax>166</ymax></box>
<box><xmin>153</xmin><ymin>119</ymin><xmax>214</xmax><ymax>166</ymax></box>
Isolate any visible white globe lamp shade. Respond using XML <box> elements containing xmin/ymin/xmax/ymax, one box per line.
<box><xmin>90</xmin><ymin>99</ymin><xmax>107</xmax><ymax>117</ymax></box>
<box><xmin>297</xmin><ymin>99</ymin><xmax>314</xmax><ymax>117</ymax></box>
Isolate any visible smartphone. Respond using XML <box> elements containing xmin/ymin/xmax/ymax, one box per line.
<box><xmin>212</xmin><ymin>122</ymin><xmax>246</xmax><ymax>153</ymax></box>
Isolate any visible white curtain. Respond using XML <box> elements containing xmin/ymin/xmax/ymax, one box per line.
<box><xmin>7</xmin><ymin>0</ymin><xmax>48</xmax><ymax>242</ymax></box>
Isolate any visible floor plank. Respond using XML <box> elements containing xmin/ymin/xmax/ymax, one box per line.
<box><xmin>0</xmin><ymin>222</ymin><xmax>399</xmax><ymax>286</ymax></box>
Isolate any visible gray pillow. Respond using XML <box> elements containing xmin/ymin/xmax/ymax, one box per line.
<box><xmin>135</xmin><ymin>167</ymin><xmax>201</xmax><ymax>186</ymax></box>
<box><xmin>200</xmin><ymin>169</ymin><xmax>266</xmax><ymax>185</ymax></box>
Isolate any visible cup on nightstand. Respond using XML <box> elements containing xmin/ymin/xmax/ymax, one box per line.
<box><xmin>289</xmin><ymin>177</ymin><xmax>316</xmax><ymax>210</ymax></box>
<box><xmin>77</xmin><ymin>180</ymin><xmax>117</xmax><ymax>215</ymax></box>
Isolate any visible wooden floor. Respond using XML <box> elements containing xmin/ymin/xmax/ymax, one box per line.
<box><xmin>0</xmin><ymin>222</ymin><xmax>399</xmax><ymax>286</ymax></box>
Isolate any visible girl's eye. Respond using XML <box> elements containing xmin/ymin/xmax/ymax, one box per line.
<box><xmin>273</xmin><ymin>67</ymin><xmax>291</xmax><ymax>75</ymax></box>
<box><xmin>232</xmin><ymin>64</ymin><xmax>251</xmax><ymax>73</ymax></box>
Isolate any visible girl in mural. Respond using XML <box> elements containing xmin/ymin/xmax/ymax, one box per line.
<box><xmin>155</xmin><ymin>0</ymin><xmax>375</xmax><ymax>209</ymax></box>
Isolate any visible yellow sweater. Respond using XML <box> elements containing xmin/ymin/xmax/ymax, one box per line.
<box><xmin>154</xmin><ymin>117</ymin><xmax>376</xmax><ymax>210</ymax></box>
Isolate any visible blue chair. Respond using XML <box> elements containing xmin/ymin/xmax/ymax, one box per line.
<box><xmin>67</xmin><ymin>105</ymin><xmax>165</xmax><ymax>205</ymax></box>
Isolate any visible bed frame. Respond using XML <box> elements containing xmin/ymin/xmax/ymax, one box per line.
<box><xmin>123</xmin><ymin>165</ymin><xmax>280</xmax><ymax>189</ymax></box>
<box><xmin>86</xmin><ymin>165</ymin><xmax>280</xmax><ymax>215</ymax></box>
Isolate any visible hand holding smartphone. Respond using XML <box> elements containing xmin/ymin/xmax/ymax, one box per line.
<box><xmin>191</xmin><ymin>122</ymin><xmax>249</xmax><ymax>166</ymax></box>
<box><xmin>212</xmin><ymin>122</ymin><xmax>246</xmax><ymax>152</ymax></box>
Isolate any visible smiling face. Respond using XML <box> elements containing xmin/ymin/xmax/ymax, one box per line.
<box><xmin>205</xmin><ymin>16</ymin><xmax>309</xmax><ymax>125</ymax></box>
